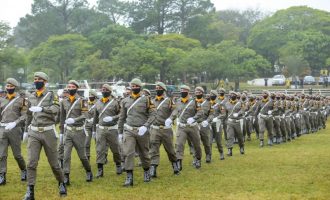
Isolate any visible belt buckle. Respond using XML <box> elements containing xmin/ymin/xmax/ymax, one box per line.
<box><xmin>159</xmin><ymin>125</ymin><xmax>164</xmax><ymax>129</ymax></box>
<box><xmin>38</xmin><ymin>127</ymin><xmax>44</xmax><ymax>132</ymax></box>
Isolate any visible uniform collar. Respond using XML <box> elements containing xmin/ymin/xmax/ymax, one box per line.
<box><xmin>36</xmin><ymin>87</ymin><xmax>46</xmax><ymax>97</ymax></box>
<box><xmin>131</xmin><ymin>93</ymin><xmax>141</xmax><ymax>99</ymax></box>
<box><xmin>229</xmin><ymin>99</ymin><xmax>237</xmax><ymax>104</ymax></box>
<box><xmin>102</xmin><ymin>97</ymin><xmax>110</xmax><ymax>103</ymax></box>
<box><xmin>155</xmin><ymin>95</ymin><xmax>164</xmax><ymax>101</ymax></box>
<box><xmin>196</xmin><ymin>98</ymin><xmax>204</xmax><ymax>103</ymax></box>
<box><xmin>181</xmin><ymin>97</ymin><xmax>189</xmax><ymax>103</ymax></box>
<box><xmin>6</xmin><ymin>93</ymin><xmax>16</xmax><ymax>100</ymax></box>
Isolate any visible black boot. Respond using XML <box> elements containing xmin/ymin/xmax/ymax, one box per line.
<box><xmin>144</xmin><ymin>168</ymin><xmax>151</xmax><ymax>182</ymax></box>
<box><xmin>0</xmin><ymin>173</ymin><xmax>6</xmax><ymax>185</ymax></box>
<box><xmin>116</xmin><ymin>163</ymin><xmax>123</xmax><ymax>175</ymax></box>
<box><xmin>21</xmin><ymin>169</ymin><xmax>27</xmax><ymax>181</ymax></box>
<box><xmin>260</xmin><ymin>139</ymin><xmax>264</xmax><ymax>147</ymax></box>
<box><xmin>268</xmin><ymin>138</ymin><xmax>273</xmax><ymax>146</ymax></box>
<box><xmin>240</xmin><ymin>146</ymin><xmax>245</xmax><ymax>155</ymax></box>
<box><xmin>172</xmin><ymin>162</ymin><xmax>180</xmax><ymax>175</ymax></box>
<box><xmin>123</xmin><ymin>171</ymin><xmax>133</xmax><ymax>187</ymax></box>
<box><xmin>87</xmin><ymin>156</ymin><xmax>90</xmax><ymax>161</ymax></box>
<box><xmin>220</xmin><ymin>152</ymin><xmax>225</xmax><ymax>160</ymax></box>
<box><xmin>86</xmin><ymin>171</ymin><xmax>93</xmax><ymax>182</ymax></box>
<box><xmin>194</xmin><ymin>160</ymin><xmax>201</xmax><ymax>169</ymax></box>
<box><xmin>149</xmin><ymin>165</ymin><xmax>157</xmax><ymax>178</ymax></box>
<box><xmin>177</xmin><ymin>159</ymin><xmax>182</xmax><ymax>171</ymax></box>
<box><xmin>96</xmin><ymin>164</ymin><xmax>103</xmax><ymax>178</ymax></box>
<box><xmin>205</xmin><ymin>154</ymin><xmax>211</xmax><ymax>163</ymax></box>
<box><xmin>64</xmin><ymin>173</ymin><xmax>70</xmax><ymax>185</ymax></box>
<box><xmin>227</xmin><ymin>148</ymin><xmax>233</xmax><ymax>156</ymax></box>
<box><xmin>58</xmin><ymin>182</ymin><xmax>67</xmax><ymax>197</ymax></box>
<box><xmin>23</xmin><ymin>185</ymin><xmax>34</xmax><ymax>200</ymax></box>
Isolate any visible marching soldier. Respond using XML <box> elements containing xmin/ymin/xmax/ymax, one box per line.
<box><xmin>245</xmin><ymin>94</ymin><xmax>258</xmax><ymax>141</ymax></box>
<box><xmin>118</xmin><ymin>78</ymin><xmax>156</xmax><ymax>187</ymax></box>
<box><xmin>270</xmin><ymin>92</ymin><xmax>282</xmax><ymax>144</ymax></box>
<box><xmin>58</xmin><ymin>89</ymin><xmax>69</xmax><ymax>168</ymax></box>
<box><xmin>23</xmin><ymin>72</ymin><xmax>66</xmax><ymax>199</ymax></box>
<box><xmin>85</xmin><ymin>90</ymin><xmax>98</xmax><ymax>161</ymax></box>
<box><xmin>256</xmin><ymin>91</ymin><xmax>274</xmax><ymax>147</ymax></box>
<box><xmin>217</xmin><ymin>88</ymin><xmax>228</xmax><ymax>140</ymax></box>
<box><xmin>194</xmin><ymin>87</ymin><xmax>213</xmax><ymax>163</ymax></box>
<box><xmin>167</xmin><ymin>85</ymin><xmax>204</xmax><ymax>170</ymax></box>
<box><xmin>0</xmin><ymin>78</ymin><xmax>27</xmax><ymax>185</ymax></box>
<box><xmin>222</xmin><ymin>91</ymin><xmax>245</xmax><ymax>156</ymax></box>
<box><xmin>209</xmin><ymin>90</ymin><xmax>225</xmax><ymax>160</ymax></box>
<box><xmin>93</xmin><ymin>84</ymin><xmax>122</xmax><ymax>178</ymax></box>
<box><xmin>283</xmin><ymin>94</ymin><xmax>293</xmax><ymax>141</ymax></box>
<box><xmin>60</xmin><ymin>80</ymin><xmax>93</xmax><ymax>185</ymax></box>
<box><xmin>299</xmin><ymin>94</ymin><xmax>311</xmax><ymax>134</ymax></box>
<box><xmin>149</xmin><ymin>82</ymin><xmax>180</xmax><ymax>177</ymax></box>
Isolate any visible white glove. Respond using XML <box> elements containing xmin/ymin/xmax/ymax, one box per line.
<box><xmin>29</xmin><ymin>106</ymin><xmax>42</xmax><ymax>113</ymax></box>
<box><xmin>268</xmin><ymin>110</ymin><xmax>272</xmax><ymax>115</ymax></box>
<box><xmin>138</xmin><ymin>126</ymin><xmax>148</xmax><ymax>136</ymax></box>
<box><xmin>201</xmin><ymin>120</ymin><xmax>208</xmax><ymax>127</ymax></box>
<box><xmin>187</xmin><ymin>117</ymin><xmax>195</xmax><ymax>125</ymax></box>
<box><xmin>212</xmin><ymin>118</ymin><xmax>218</xmax><ymax>123</ymax></box>
<box><xmin>23</xmin><ymin>132</ymin><xmax>29</xmax><ymax>143</ymax></box>
<box><xmin>118</xmin><ymin>134</ymin><xmax>123</xmax><ymax>143</ymax></box>
<box><xmin>5</xmin><ymin>122</ymin><xmax>17</xmax><ymax>130</ymax></box>
<box><xmin>165</xmin><ymin>118</ymin><xmax>173</xmax><ymax>127</ymax></box>
<box><xmin>87</xmin><ymin>118</ymin><xmax>93</xmax><ymax>123</ymax></box>
<box><xmin>65</xmin><ymin>118</ymin><xmax>75</xmax><ymax>125</ymax></box>
<box><xmin>60</xmin><ymin>134</ymin><xmax>64</xmax><ymax>145</ymax></box>
<box><xmin>103</xmin><ymin>116</ymin><xmax>113</xmax><ymax>122</ymax></box>
<box><xmin>92</xmin><ymin>132</ymin><xmax>96</xmax><ymax>139</ymax></box>
<box><xmin>233</xmin><ymin>113</ymin><xmax>238</xmax><ymax>118</ymax></box>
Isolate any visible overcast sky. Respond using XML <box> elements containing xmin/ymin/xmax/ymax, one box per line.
<box><xmin>1</xmin><ymin>0</ymin><xmax>330</xmax><ymax>27</ymax></box>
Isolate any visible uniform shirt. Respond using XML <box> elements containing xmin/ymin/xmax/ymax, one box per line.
<box><xmin>196</xmin><ymin>98</ymin><xmax>214</xmax><ymax>122</ymax></box>
<box><xmin>118</xmin><ymin>93</ymin><xmax>156</xmax><ymax>133</ymax></box>
<box><xmin>93</xmin><ymin>97</ymin><xmax>120</xmax><ymax>127</ymax></box>
<box><xmin>257</xmin><ymin>98</ymin><xmax>274</xmax><ymax>115</ymax></box>
<box><xmin>152</xmin><ymin>96</ymin><xmax>175</xmax><ymax>126</ymax></box>
<box><xmin>223</xmin><ymin>99</ymin><xmax>244</xmax><ymax>120</ymax></box>
<box><xmin>272</xmin><ymin>99</ymin><xmax>282</xmax><ymax>116</ymax></box>
<box><xmin>210</xmin><ymin>99</ymin><xmax>221</xmax><ymax>121</ymax></box>
<box><xmin>85</xmin><ymin>101</ymin><xmax>96</xmax><ymax>129</ymax></box>
<box><xmin>25</xmin><ymin>89</ymin><xmax>59</xmax><ymax>130</ymax></box>
<box><xmin>170</xmin><ymin>97</ymin><xmax>203</xmax><ymax>124</ymax></box>
<box><xmin>284</xmin><ymin>100</ymin><xmax>292</xmax><ymax>115</ymax></box>
<box><xmin>60</xmin><ymin>93</ymin><xmax>87</xmax><ymax>132</ymax></box>
<box><xmin>0</xmin><ymin>93</ymin><xmax>27</xmax><ymax>125</ymax></box>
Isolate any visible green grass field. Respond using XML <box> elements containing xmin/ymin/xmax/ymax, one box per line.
<box><xmin>1</xmin><ymin>122</ymin><xmax>330</xmax><ymax>200</ymax></box>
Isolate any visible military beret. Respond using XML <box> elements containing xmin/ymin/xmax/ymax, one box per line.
<box><xmin>218</xmin><ymin>88</ymin><xmax>226</xmax><ymax>94</ymax></box>
<box><xmin>195</xmin><ymin>86</ymin><xmax>204</xmax><ymax>93</ymax></box>
<box><xmin>89</xmin><ymin>90</ymin><xmax>98</xmax><ymax>97</ymax></box>
<box><xmin>102</xmin><ymin>84</ymin><xmax>112</xmax><ymax>91</ymax></box>
<box><xmin>210</xmin><ymin>90</ymin><xmax>218</xmax><ymax>96</ymax></box>
<box><xmin>34</xmin><ymin>72</ymin><xmax>49</xmax><ymax>81</ymax></box>
<box><xmin>143</xmin><ymin>89</ymin><xmax>151</xmax><ymax>95</ymax></box>
<box><xmin>262</xmin><ymin>90</ymin><xmax>270</xmax><ymax>95</ymax></box>
<box><xmin>68</xmin><ymin>80</ymin><xmax>80</xmax><ymax>88</ymax></box>
<box><xmin>156</xmin><ymin>82</ymin><xmax>167</xmax><ymax>91</ymax></box>
<box><xmin>6</xmin><ymin>78</ymin><xmax>19</xmax><ymax>87</ymax></box>
<box><xmin>130</xmin><ymin>78</ymin><xmax>143</xmax><ymax>87</ymax></box>
<box><xmin>229</xmin><ymin>91</ymin><xmax>237</xmax><ymax>96</ymax></box>
<box><xmin>180</xmin><ymin>85</ymin><xmax>190</xmax><ymax>91</ymax></box>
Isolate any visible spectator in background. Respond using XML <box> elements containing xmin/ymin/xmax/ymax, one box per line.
<box><xmin>325</xmin><ymin>76</ymin><xmax>328</xmax><ymax>88</ymax></box>
<box><xmin>300</xmin><ymin>77</ymin><xmax>304</xmax><ymax>89</ymax></box>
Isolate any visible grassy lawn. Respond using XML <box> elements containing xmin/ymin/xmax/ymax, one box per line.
<box><xmin>1</xmin><ymin>121</ymin><xmax>330</xmax><ymax>200</ymax></box>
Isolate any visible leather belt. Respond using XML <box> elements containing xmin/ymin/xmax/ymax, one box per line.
<box><xmin>66</xmin><ymin>126</ymin><xmax>84</xmax><ymax>131</ymax></box>
<box><xmin>98</xmin><ymin>124</ymin><xmax>118</xmax><ymax>130</ymax></box>
<box><xmin>177</xmin><ymin>122</ymin><xmax>197</xmax><ymax>128</ymax></box>
<box><xmin>151</xmin><ymin>125</ymin><xmax>172</xmax><ymax>130</ymax></box>
<box><xmin>227</xmin><ymin>118</ymin><xmax>239</xmax><ymax>123</ymax></box>
<box><xmin>124</xmin><ymin>124</ymin><xmax>140</xmax><ymax>131</ymax></box>
<box><xmin>30</xmin><ymin>125</ymin><xmax>55</xmax><ymax>132</ymax></box>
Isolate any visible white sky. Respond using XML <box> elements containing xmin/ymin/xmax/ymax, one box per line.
<box><xmin>1</xmin><ymin>0</ymin><xmax>330</xmax><ymax>28</ymax></box>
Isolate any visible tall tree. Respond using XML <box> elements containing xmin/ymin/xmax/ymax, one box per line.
<box><xmin>97</xmin><ymin>0</ymin><xmax>128</xmax><ymax>24</ymax></box>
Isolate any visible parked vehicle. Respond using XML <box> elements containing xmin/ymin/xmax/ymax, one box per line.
<box><xmin>303</xmin><ymin>76</ymin><xmax>316</xmax><ymax>85</ymax></box>
<box><xmin>318</xmin><ymin>76</ymin><xmax>330</xmax><ymax>85</ymax></box>
<box><xmin>271</xmin><ymin>74</ymin><xmax>286</xmax><ymax>86</ymax></box>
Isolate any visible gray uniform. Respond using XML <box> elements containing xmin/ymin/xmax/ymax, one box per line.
<box><xmin>93</xmin><ymin>97</ymin><xmax>121</xmax><ymax>166</ymax></box>
<box><xmin>25</xmin><ymin>89</ymin><xmax>64</xmax><ymax>185</ymax></box>
<box><xmin>257</xmin><ymin>99</ymin><xmax>274</xmax><ymax>145</ymax></box>
<box><xmin>85</xmin><ymin>101</ymin><xmax>96</xmax><ymax>160</ymax></box>
<box><xmin>60</xmin><ymin>94</ymin><xmax>91</xmax><ymax>174</ymax></box>
<box><xmin>0</xmin><ymin>94</ymin><xmax>27</xmax><ymax>175</ymax></box>
<box><xmin>209</xmin><ymin>100</ymin><xmax>224</xmax><ymax>158</ymax></box>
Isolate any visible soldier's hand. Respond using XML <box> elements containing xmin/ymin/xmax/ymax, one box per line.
<box><xmin>29</xmin><ymin>106</ymin><xmax>42</xmax><ymax>113</ymax></box>
<box><xmin>103</xmin><ymin>116</ymin><xmax>113</xmax><ymax>123</ymax></box>
<box><xmin>92</xmin><ymin>132</ymin><xmax>96</xmax><ymax>139</ymax></box>
<box><xmin>118</xmin><ymin>134</ymin><xmax>123</xmax><ymax>143</ymax></box>
<box><xmin>23</xmin><ymin>132</ymin><xmax>29</xmax><ymax>143</ymax></box>
<box><xmin>187</xmin><ymin>117</ymin><xmax>195</xmax><ymax>125</ymax></box>
<box><xmin>138</xmin><ymin>126</ymin><xmax>147</xmax><ymax>136</ymax></box>
<box><xmin>201</xmin><ymin>120</ymin><xmax>208</xmax><ymax>127</ymax></box>
<box><xmin>233</xmin><ymin>113</ymin><xmax>238</xmax><ymax>118</ymax></box>
<box><xmin>165</xmin><ymin>118</ymin><xmax>173</xmax><ymax>127</ymax></box>
<box><xmin>5</xmin><ymin>122</ymin><xmax>17</xmax><ymax>130</ymax></box>
<box><xmin>212</xmin><ymin>118</ymin><xmax>218</xmax><ymax>123</ymax></box>
<box><xmin>65</xmin><ymin>118</ymin><xmax>75</xmax><ymax>125</ymax></box>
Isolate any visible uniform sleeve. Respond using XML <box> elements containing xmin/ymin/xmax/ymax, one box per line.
<box><xmin>25</xmin><ymin>99</ymin><xmax>32</xmax><ymax>132</ymax></box>
<box><xmin>118</xmin><ymin>99</ymin><xmax>127</xmax><ymax>134</ymax></box>
<box><xmin>73</xmin><ymin>99</ymin><xmax>87</xmax><ymax>122</ymax></box>
<box><xmin>111</xmin><ymin>100</ymin><xmax>121</xmax><ymax>121</ymax></box>
<box><xmin>59</xmin><ymin>100</ymin><xmax>66</xmax><ymax>133</ymax></box>
<box><xmin>42</xmin><ymin>93</ymin><xmax>60</xmax><ymax>115</ymax></box>
<box><xmin>14</xmin><ymin>97</ymin><xmax>27</xmax><ymax>126</ymax></box>
<box><xmin>143</xmin><ymin>96</ymin><xmax>156</xmax><ymax>128</ymax></box>
<box><xmin>193</xmin><ymin>100</ymin><xmax>204</xmax><ymax>123</ymax></box>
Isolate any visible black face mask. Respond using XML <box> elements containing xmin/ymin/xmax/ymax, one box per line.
<box><xmin>276</xmin><ymin>97</ymin><xmax>281</xmax><ymax>100</ymax></box>
<box><xmin>196</xmin><ymin>94</ymin><xmax>203</xmax><ymax>99</ymax></box>
<box><xmin>102</xmin><ymin>91</ymin><xmax>111</xmax><ymax>98</ymax></box>
<box><xmin>89</xmin><ymin>97</ymin><xmax>96</xmax><ymax>102</ymax></box>
<box><xmin>210</xmin><ymin>95</ymin><xmax>217</xmax><ymax>101</ymax></box>
<box><xmin>271</xmin><ymin>96</ymin><xmax>275</xmax><ymax>100</ymax></box>
<box><xmin>181</xmin><ymin>92</ymin><xmax>188</xmax><ymax>98</ymax></box>
<box><xmin>132</xmin><ymin>88</ymin><xmax>141</xmax><ymax>95</ymax></box>
<box><xmin>231</xmin><ymin>96</ymin><xmax>237</xmax><ymax>101</ymax></box>
<box><xmin>242</xmin><ymin>97</ymin><xmax>246</xmax><ymax>101</ymax></box>
<box><xmin>249</xmin><ymin>99</ymin><xmax>254</xmax><ymax>102</ymax></box>
<box><xmin>156</xmin><ymin>90</ymin><xmax>164</xmax><ymax>96</ymax></box>
<box><xmin>281</xmin><ymin>97</ymin><xmax>285</xmax><ymax>100</ymax></box>
<box><xmin>301</xmin><ymin>96</ymin><xmax>305</xmax><ymax>99</ymax></box>
<box><xmin>263</xmin><ymin>95</ymin><xmax>268</xmax><ymax>99</ymax></box>
<box><xmin>34</xmin><ymin>81</ymin><xmax>45</xmax><ymax>90</ymax></box>
<box><xmin>219</xmin><ymin>93</ymin><xmax>224</xmax><ymax>97</ymax></box>
<box><xmin>6</xmin><ymin>88</ymin><xmax>15</xmax><ymax>94</ymax></box>
<box><xmin>68</xmin><ymin>89</ymin><xmax>77</xmax><ymax>96</ymax></box>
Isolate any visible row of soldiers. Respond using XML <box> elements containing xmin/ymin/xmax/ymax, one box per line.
<box><xmin>0</xmin><ymin>72</ymin><xmax>328</xmax><ymax>200</ymax></box>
